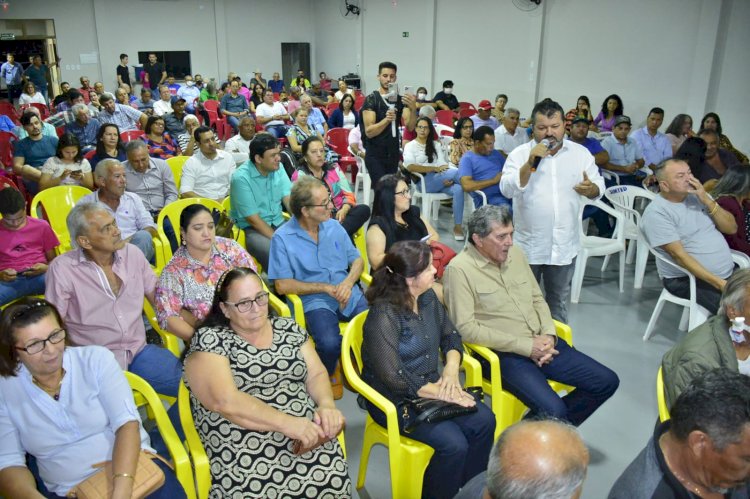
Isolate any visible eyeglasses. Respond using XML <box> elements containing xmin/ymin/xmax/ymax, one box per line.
<box><xmin>395</xmin><ymin>189</ymin><xmax>411</xmax><ymax>197</ymax></box>
<box><xmin>15</xmin><ymin>329</ymin><xmax>66</xmax><ymax>355</ymax></box>
<box><xmin>462</xmin><ymin>125</ymin><xmax>474</xmax><ymax>129</ymax></box>
<box><xmin>415</xmin><ymin>125</ymin><xmax>430</xmax><ymax>130</ymax></box>
<box><xmin>224</xmin><ymin>292</ymin><xmax>269</xmax><ymax>312</ymax></box>
<box><xmin>305</xmin><ymin>197</ymin><xmax>333</xmax><ymax>208</ymax></box>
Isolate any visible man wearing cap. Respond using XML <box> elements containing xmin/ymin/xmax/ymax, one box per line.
<box><xmin>250</xmin><ymin>70</ymin><xmax>266</xmax><ymax>88</ymax></box>
<box><xmin>601</xmin><ymin>115</ymin><xmax>645</xmax><ymax>186</ymax></box>
<box><xmin>433</xmin><ymin>80</ymin><xmax>460</xmax><ymax>111</ymax></box>
<box><xmin>176</xmin><ymin>74</ymin><xmax>201</xmax><ymax>114</ymax></box>
<box><xmin>568</xmin><ymin>116</ymin><xmax>609</xmax><ymax>167</ymax></box>
<box><xmin>631</xmin><ymin>107</ymin><xmax>672</xmax><ymax>173</ymax></box>
<box><xmin>470</xmin><ymin>100</ymin><xmax>500</xmax><ymax>130</ymax></box>
<box><xmin>306</xmin><ymin>81</ymin><xmax>331</xmax><ymax>106</ymax></box>
<box><xmin>163</xmin><ymin>97</ymin><xmax>190</xmax><ymax>138</ymax></box>
<box><xmin>494</xmin><ymin>108</ymin><xmax>529</xmax><ymax>157</ymax></box>
<box><xmin>153</xmin><ymin>85</ymin><xmax>174</xmax><ymax>117</ymax></box>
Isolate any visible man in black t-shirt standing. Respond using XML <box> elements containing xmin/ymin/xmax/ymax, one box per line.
<box><xmin>361</xmin><ymin>61</ymin><xmax>417</xmax><ymax>187</ymax></box>
<box><xmin>143</xmin><ymin>52</ymin><xmax>166</xmax><ymax>91</ymax></box>
<box><xmin>116</xmin><ymin>53</ymin><xmax>131</xmax><ymax>92</ymax></box>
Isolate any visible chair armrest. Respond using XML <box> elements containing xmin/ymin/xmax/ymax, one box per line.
<box><xmin>464</xmin><ymin>342</ymin><xmax>503</xmax><ymax>392</ymax></box>
<box><xmin>286</xmin><ymin>293</ymin><xmax>306</xmax><ymax>330</ymax></box>
<box><xmin>410</xmin><ymin>171</ymin><xmax>428</xmax><ymax>195</ymax></box>
<box><xmin>143</xmin><ymin>299</ymin><xmax>181</xmax><ymax>357</ymax></box>
<box><xmin>553</xmin><ymin>320</ymin><xmax>573</xmax><ymax>347</ymax></box>
<box><xmin>731</xmin><ymin>250</ymin><xmax>750</xmax><ymax>269</ymax></box>
<box><xmin>461</xmin><ymin>352</ymin><xmax>482</xmax><ymax>388</ymax></box>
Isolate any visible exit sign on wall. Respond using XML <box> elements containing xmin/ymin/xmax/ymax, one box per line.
<box><xmin>0</xmin><ymin>33</ymin><xmax>15</xmax><ymax>41</ymax></box>
<box><xmin>402</xmin><ymin>32</ymin><xmax>409</xmax><ymax>37</ymax></box>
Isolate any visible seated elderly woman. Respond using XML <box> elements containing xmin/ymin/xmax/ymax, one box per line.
<box><xmin>366</xmin><ymin>173</ymin><xmax>438</xmax><ymax>271</ymax></box>
<box><xmin>403</xmin><ymin>116</ymin><xmax>465</xmax><ymax>240</ymax></box>
<box><xmin>140</xmin><ymin>115</ymin><xmax>181</xmax><ymax>160</ymax></box>
<box><xmin>291</xmin><ymin>135</ymin><xmax>370</xmax><ymax>236</ymax></box>
<box><xmin>361</xmin><ymin>240</ymin><xmax>496</xmax><ymax>499</ymax></box>
<box><xmin>183</xmin><ymin>267</ymin><xmax>351</xmax><ymax>498</ymax></box>
<box><xmin>155</xmin><ymin>204</ymin><xmax>258</xmax><ymax>341</ymax></box>
<box><xmin>39</xmin><ymin>133</ymin><xmax>94</xmax><ymax>190</ymax></box>
<box><xmin>662</xmin><ymin>269</ymin><xmax>750</xmax><ymax>407</ymax></box>
<box><xmin>0</xmin><ymin>298</ymin><xmax>185</xmax><ymax>499</ymax></box>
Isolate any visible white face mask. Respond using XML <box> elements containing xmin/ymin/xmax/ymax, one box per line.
<box><xmin>186</xmin><ymin>81</ymin><xmax>194</xmax><ymax>87</ymax></box>
<box><xmin>443</xmin><ymin>88</ymin><xmax>453</xmax><ymax>95</ymax></box>
<box><xmin>417</xmin><ymin>93</ymin><xmax>427</xmax><ymax>100</ymax></box>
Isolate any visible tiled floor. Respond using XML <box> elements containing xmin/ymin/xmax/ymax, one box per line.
<box><xmin>342</xmin><ymin>200</ymin><xmax>682</xmax><ymax>498</ymax></box>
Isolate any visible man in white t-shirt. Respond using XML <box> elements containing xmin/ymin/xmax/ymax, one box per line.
<box><xmin>494</xmin><ymin>108</ymin><xmax>529</xmax><ymax>157</ymax></box>
<box><xmin>225</xmin><ymin>116</ymin><xmax>257</xmax><ymax>165</ymax></box>
<box><xmin>255</xmin><ymin>89</ymin><xmax>289</xmax><ymax>139</ymax></box>
<box><xmin>152</xmin><ymin>85</ymin><xmax>173</xmax><ymax>117</ymax></box>
<box><xmin>180</xmin><ymin>126</ymin><xmax>236</xmax><ymax>203</ymax></box>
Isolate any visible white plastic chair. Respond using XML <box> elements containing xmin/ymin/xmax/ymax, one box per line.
<box><xmin>603</xmin><ymin>185</ymin><xmax>656</xmax><ymax>289</ymax></box>
<box><xmin>601</xmin><ymin>170</ymin><xmax>620</xmax><ymax>185</ymax></box>
<box><xmin>571</xmin><ymin>199</ymin><xmax>627</xmax><ymax>304</ymax></box>
<box><xmin>410</xmin><ymin>171</ymin><xmax>452</xmax><ymax>221</ymax></box>
<box><xmin>350</xmin><ymin>146</ymin><xmax>372</xmax><ymax>206</ymax></box>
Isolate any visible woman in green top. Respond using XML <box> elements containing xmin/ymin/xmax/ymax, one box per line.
<box><xmin>199</xmin><ymin>82</ymin><xmax>218</xmax><ymax>102</ymax></box>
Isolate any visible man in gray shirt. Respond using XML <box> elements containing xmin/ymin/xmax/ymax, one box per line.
<box><xmin>122</xmin><ymin>140</ymin><xmax>178</xmax><ymax>250</ymax></box>
<box><xmin>642</xmin><ymin>158</ymin><xmax>737</xmax><ymax>312</ymax></box>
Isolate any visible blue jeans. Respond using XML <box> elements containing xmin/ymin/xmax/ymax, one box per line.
<box><xmin>496</xmin><ymin>339</ymin><xmax>619</xmax><ymax>426</ymax></box>
<box><xmin>418</xmin><ymin>167</ymin><xmax>464</xmax><ymax>225</ymax></box>
<box><xmin>0</xmin><ymin>273</ymin><xmax>46</xmax><ymax>305</ymax></box>
<box><xmin>265</xmin><ymin>124</ymin><xmax>288</xmax><ymax>139</ymax></box>
<box><xmin>304</xmin><ymin>293</ymin><xmax>368</xmax><ymax>374</ymax></box>
<box><xmin>368</xmin><ymin>399</ymin><xmax>495</xmax><ymax>499</ymax></box>
<box><xmin>226</xmin><ymin>115</ymin><xmax>240</xmax><ymax>131</ymax></box>
<box><xmin>129</xmin><ymin>230</ymin><xmax>155</xmax><ymax>264</ymax></box>
<box><xmin>529</xmin><ymin>261</ymin><xmax>576</xmax><ymax>324</ymax></box>
<box><xmin>43</xmin><ymin>455</ymin><xmax>186</xmax><ymax>499</ymax></box>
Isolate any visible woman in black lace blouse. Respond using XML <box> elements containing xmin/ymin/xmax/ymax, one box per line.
<box><xmin>361</xmin><ymin>240</ymin><xmax>495</xmax><ymax>499</ymax></box>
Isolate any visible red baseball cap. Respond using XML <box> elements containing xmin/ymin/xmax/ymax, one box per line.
<box><xmin>478</xmin><ymin>100</ymin><xmax>492</xmax><ymax>110</ymax></box>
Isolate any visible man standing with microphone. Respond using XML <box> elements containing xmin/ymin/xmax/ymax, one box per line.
<box><xmin>500</xmin><ymin>99</ymin><xmax>604</xmax><ymax>323</ymax></box>
<box><xmin>361</xmin><ymin>61</ymin><xmax>417</xmax><ymax>187</ymax></box>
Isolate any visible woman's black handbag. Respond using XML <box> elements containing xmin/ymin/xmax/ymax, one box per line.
<box><xmin>401</xmin><ymin>386</ymin><xmax>483</xmax><ymax>433</ymax></box>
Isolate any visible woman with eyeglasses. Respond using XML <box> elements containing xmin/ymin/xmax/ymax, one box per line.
<box><xmin>403</xmin><ymin>116</ymin><xmax>466</xmax><ymax>240</ymax></box>
<box><xmin>291</xmin><ymin>135</ymin><xmax>370</xmax><ymax>237</ymax></box>
<box><xmin>449</xmin><ymin>117</ymin><xmax>474</xmax><ymax>166</ymax></box>
<box><xmin>140</xmin><ymin>115</ymin><xmax>181</xmax><ymax>160</ymax></box>
<box><xmin>367</xmin><ymin>173</ymin><xmax>438</xmax><ymax>271</ymax></box>
<box><xmin>18</xmin><ymin>81</ymin><xmax>47</xmax><ymax>106</ymax></box>
<box><xmin>0</xmin><ymin>298</ymin><xmax>186</xmax><ymax>498</ymax></box>
<box><xmin>183</xmin><ymin>267</ymin><xmax>351</xmax><ymax>498</ymax></box>
<box><xmin>155</xmin><ymin>204</ymin><xmax>258</xmax><ymax>342</ymax></box>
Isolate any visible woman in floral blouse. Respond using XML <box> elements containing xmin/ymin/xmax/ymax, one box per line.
<box><xmin>448</xmin><ymin>117</ymin><xmax>474</xmax><ymax>166</ymax></box>
<box><xmin>155</xmin><ymin>204</ymin><xmax>257</xmax><ymax>341</ymax></box>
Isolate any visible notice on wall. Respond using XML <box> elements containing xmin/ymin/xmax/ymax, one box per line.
<box><xmin>79</xmin><ymin>52</ymin><xmax>98</xmax><ymax>65</ymax></box>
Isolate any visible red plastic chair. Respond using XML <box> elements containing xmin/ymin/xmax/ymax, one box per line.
<box><xmin>120</xmin><ymin>130</ymin><xmax>144</xmax><ymax>143</ymax></box>
<box><xmin>0</xmin><ymin>101</ymin><xmax>19</xmax><ymax>121</ymax></box>
<box><xmin>202</xmin><ymin>100</ymin><xmax>220</xmax><ymax>114</ymax></box>
<box><xmin>326</xmin><ymin>101</ymin><xmax>340</xmax><ymax>114</ymax></box>
<box><xmin>458</xmin><ymin>102</ymin><xmax>477</xmax><ymax>112</ymax></box>
<box><xmin>435</xmin><ymin>110</ymin><xmax>454</xmax><ymax>127</ymax></box>
<box><xmin>326</xmin><ymin>128</ymin><xmax>358</xmax><ymax>182</ymax></box>
<box><xmin>0</xmin><ymin>174</ymin><xmax>18</xmax><ymax>190</ymax></box>
<box><xmin>205</xmin><ymin>109</ymin><xmax>230</xmax><ymax>141</ymax></box>
<box><xmin>0</xmin><ymin>130</ymin><xmax>15</xmax><ymax>169</ymax></box>
<box><xmin>56</xmin><ymin>126</ymin><xmax>66</xmax><ymax>138</ymax></box>
<box><xmin>354</xmin><ymin>94</ymin><xmax>365</xmax><ymax>112</ymax></box>
<box><xmin>458</xmin><ymin>108</ymin><xmax>477</xmax><ymax>119</ymax></box>
<box><xmin>84</xmin><ymin>149</ymin><xmax>96</xmax><ymax>161</ymax></box>
<box><xmin>29</xmin><ymin>103</ymin><xmax>50</xmax><ymax>119</ymax></box>
<box><xmin>273</xmin><ymin>93</ymin><xmax>280</xmax><ymax>102</ymax></box>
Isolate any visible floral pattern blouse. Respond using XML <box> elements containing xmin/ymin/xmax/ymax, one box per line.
<box><xmin>140</xmin><ymin>132</ymin><xmax>180</xmax><ymax>160</ymax></box>
<box><xmin>449</xmin><ymin>137</ymin><xmax>474</xmax><ymax>166</ymax></box>
<box><xmin>155</xmin><ymin>237</ymin><xmax>257</xmax><ymax>329</ymax></box>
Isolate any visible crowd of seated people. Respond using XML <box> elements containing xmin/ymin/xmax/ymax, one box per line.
<box><xmin>3</xmin><ymin>57</ymin><xmax>750</xmax><ymax>499</ymax></box>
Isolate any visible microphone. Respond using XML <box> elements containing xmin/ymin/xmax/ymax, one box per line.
<box><xmin>531</xmin><ymin>138</ymin><xmax>554</xmax><ymax>171</ymax></box>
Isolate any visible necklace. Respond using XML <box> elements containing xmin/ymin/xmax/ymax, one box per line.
<box><xmin>32</xmin><ymin>368</ymin><xmax>66</xmax><ymax>401</ymax></box>
<box><xmin>661</xmin><ymin>436</ymin><xmax>711</xmax><ymax>497</ymax></box>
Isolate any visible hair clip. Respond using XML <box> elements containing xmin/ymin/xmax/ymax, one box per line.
<box><xmin>216</xmin><ymin>268</ymin><xmax>234</xmax><ymax>289</ymax></box>
<box><xmin>11</xmin><ymin>300</ymin><xmax>48</xmax><ymax>322</ymax></box>
<box><xmin>385</xmin><ymin>266</ymin><xmax>394</xmax><ymax>273</ymax></box>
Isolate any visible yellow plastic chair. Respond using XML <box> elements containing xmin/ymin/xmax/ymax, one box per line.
<box><xmin>144</xmin><ymin>298</ymin><xmax>182</xmax><ymax>357</ymax></box>
<box><xmin>656</xmin><ymin>366</ymin><xmax>671</xmax><ymax>422</ymax></box>
<box><xmin>125</xmin><ymin>372</ymin><xmax>196</xmax><ymax>499</ymax></box>
<box><xmin>464</xmin><ymin>320</ymin><xmax>576</xmax><ymax>438</ymax></box>
<box><xmin>30</xmin><ymin>185</ymin><xmax>92</xmax><ymax>254</ymax></box>
<box><xmin>220</xmin><ymin>196</ymin><xmax>247</xmax><ymax>250</ymax></box>
<box><xmin>166</xmin><ymin>156</ymin><xmax>189</xmax><ymax>194</ymax></box>
<box><xmin>178</xmin><ymin>381</ymin><xmax>211</xmax><ymax>499</ymax></box>
<box><xmin>156</xmin><ymin>198</ymin><xmax>224</xmax><ymax>262</ymax></box>
<box><xmin>342</xmin><ymin>310</ymin><xmax>481</xmax><ymax>498</ymax></box>
<box><xmin>352</xmin><ymin>226</ymin><xmax>370</xmax><ymax>275</ymax></box>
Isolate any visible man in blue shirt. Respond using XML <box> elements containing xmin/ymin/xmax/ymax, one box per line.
<box><xmin>0</xmin><ymin>53</ymin><xmax>23</xmax><ymax>102</ymax></box>
<box><xmin>23</xmin><ymin>55</ymin><xmax>59</xmax><ymax>103</ymax></box>
<box><xmin>268</xmin><ymin>175</ymin><xmax>367</xmax><ymax>399</ymax></box>
<box><xmin>12</xmin><ymin>111</ymin><xmax>58</xmax><ymax>194</ymax></box>
<box><xmin>459</xmin><ymin>126</ymin><xmax>510</xmax><ymax>209</ymax></box>
<box><xmin>65</xmin><ymin>104</ymin><xmax>101</xmax><ymax>151</ymax></box>
<box><xmin>601</xmin><ymin>115</ymin><xmax>645</xmax><ymax>186</ymax></box>
<box><xmin>631</xmin><ymin>107</ymin><xmax>672</xmax><ymax>172</ymax></box>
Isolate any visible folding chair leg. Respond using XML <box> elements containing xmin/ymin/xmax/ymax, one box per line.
<box><xmin>644</xmin><ymin>296</ymin><xmax>667</xmax><ymax>341</ymax></box>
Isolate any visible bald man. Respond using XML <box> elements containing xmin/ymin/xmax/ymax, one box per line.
<box><xmin>455</xmin><ymin>419</ymin><xmax>589</xmax><ymax>499</ymax></box>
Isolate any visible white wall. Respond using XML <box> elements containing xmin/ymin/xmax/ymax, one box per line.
<box><xmin>312</xmin><ymin>0</ymin><xmax>362</xmax><ymax>84</ymax></box>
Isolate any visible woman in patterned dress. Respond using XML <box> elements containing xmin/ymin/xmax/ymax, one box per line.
<box><xmin>183</xmin><ymin>267</ymin><xmax>351</xmax><ymax>499</ymax></box>
<box><xmin>155</xmin><ymin>204</ymin><xmax>257</xmax><ymax>341</ymax></box>
<box><xmin>140</xmin><ymin>115</ymin><xmax>181</xmax><ymax>160</ymax></box>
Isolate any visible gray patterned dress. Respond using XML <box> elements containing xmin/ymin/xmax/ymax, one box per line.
<box><xmin>184</xmin><ymin>317</ymin><xmax>351</xmax><ymax>498</ymax></box>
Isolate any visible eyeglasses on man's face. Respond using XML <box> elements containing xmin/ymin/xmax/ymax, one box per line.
<box><xmin>305</xmin><ymin>197</ymin><xmax>333</xmax><ymax>208</ymax></box>
<box><xmin>15</xmin><ymin>329</ymin><xmax>66</xmax><ymax>355</ymax></box>
<box><xmin>225</xmin><ymin>292</ymin><xmax>270</xmax><ymax>313</ymax></box>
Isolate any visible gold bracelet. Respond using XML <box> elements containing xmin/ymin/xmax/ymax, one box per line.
<box><xmin>113</xmin><ymin>473</ymin><xmax>135</xmax><ymax>480</ymax></box>
<box><xmin>709</xmin><ymin>202</ymin><xmax>719</xmax><ymax>216</ymax></box>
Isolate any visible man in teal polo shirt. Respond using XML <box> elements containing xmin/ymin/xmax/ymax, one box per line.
<box><xmin>229</xmin><ymin>133</ymin><xmax>291</xmax><ymax>270</ymax></box>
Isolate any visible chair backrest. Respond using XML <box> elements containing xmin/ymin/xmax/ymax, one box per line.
<box><xmin>354</xmin><ymin>94</ymin><xmax>365</xmax><ymax>111</ymax></box>
<box><xmin>121</xmin><ymin>130</ymin><xmax>143</xmax><ymax>143</ymax></box>
<box><xmin>578</xmin><ymin>198</ymin><xmax>625</xmax><ymax>242</ymax></box>
<box><xmin>656</xmin><ymin>367</ymin><xmax>671</xmax><ymax>422</ymax></box>
<box><xmin>326</xmin><ymin>101</ymin><xmax>340</xmax><ymax>113</ymax></box>
<box><xmin>435</xmin><ymin>110</ymin><xmax>454</xmax><ymax>127</ymax></box>
<box><xmin>29</xmin><ymin>102</ymin><xmax>50</xmax><ymax>119</ymax></box>
<box><xmin>0</xmin><ymin>101</ymin><xmax>18</xmax><ymax>120</ymax></box>
<box><xmin>458</xmin><ymin>108</ymin><xmax>477</xmax><ymax>118</ymax></box>
<box><xmin>178</xmin><ymin>381</ymin><xmax>211</xmax><ymax>499</ymax></box>
<box><xmin>166</xmin><ymin>155</ymin><xmax>189</xmax><ymax>193</ymax></box>
<box><xmin>30</xmin><ymin>185</ymin><xmax>93</xmax><ymax>253</ymax></box>
<box><xmin>0</xmin><ymin>130</ymin><xmax>15</xmax><ymax>168</ymax></box>
<box><xmin>203</xmin><ymin>100</ymin><xmax>220</xmax><ymax>114</ymax></box>
<box><xmin>125</xmin><ymin>372</ymin><xmax>196</xmax><ymax>499</ymax></box>
<box><xmin>458</xmin><ymin>102</ymin><xmax>476</xmax><ymax>112</ymax></box>
<box><xmin>83</xmin><ymin>149</ymin><xmax>96</xmax><ymax>161</ymax></box>
<box><xmin>0</xmin><ymin>175</ymin><xmax>18</xmax><ymax>191</ymax></box>
<box><xmin>341</xmin><ymin>310</ymin><xmax>369</xmax><ymax>389</ymax></box>
<box><xmin>352</xmin><ymin>226</ymin><xmax>369</xmax><ymax>274</ymax></box>
<box><xmin>326</xmin><ymin>127</ymin><xmax>350</xmax><ymax>156</ymax></box>
<box><xmin>157</xmin><ymin>198</ymin><xmax>224</xmax><ymax>261</ymax></box>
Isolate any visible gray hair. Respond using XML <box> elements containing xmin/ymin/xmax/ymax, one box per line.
<box><xmin>289</xmin><ymin>175</ymin><xmax>323</xmax><ymax>218</ymax></box>
<box><xmin>652</xmin><ymin>157</ymin><xmax>682</xmax><ymax>181</ymax></box>
<box><xmin>419</xmin><ymin>105</ymin><xmax>436</xmax><ymax>119</ymax></box>
<box><xmin>99</xmin><ymin>92</ymin><xmax>115</xmax><ymax>104</ymax></box>
<box><xmin>71</xmin><ymin>103</ymin><xmax>89</xmax><ymax>117</ymax></box>
<box><xmin>487</xmin><ymin>420</ymin><xmax>588</xmax><ymax>499</ymax></box>
<box><xmin>94</xmin><ymin>158</ymin><xmax>121</xmax><ymax>180</ymax></box>
<box><xmin>719</xmin><ymin>269</ymin><xmax>750</xmax><ymax>316</ymax></box>
<box><xmin>66</xmin><ymin>202</ymin><xmax>111</xmax><ymax>248</ymax></box>
<box><xmin>183</xmin><ymin>114</ymin><xmax>199</xmax><ymax>124</ymax></box>
<box><xmin>467</xmin><ymin>205</ymin><xmax>513</xmax><ymax>246</ymax></box>
<box><xmin>505</xmin><ymin>107</ymin><xmax>520</xmax><ymax>117</ymax></box>
<box><xmin>124</xmin><ymin>139</ymin><xmax>149</xmax><ymax>155</ymax></box>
